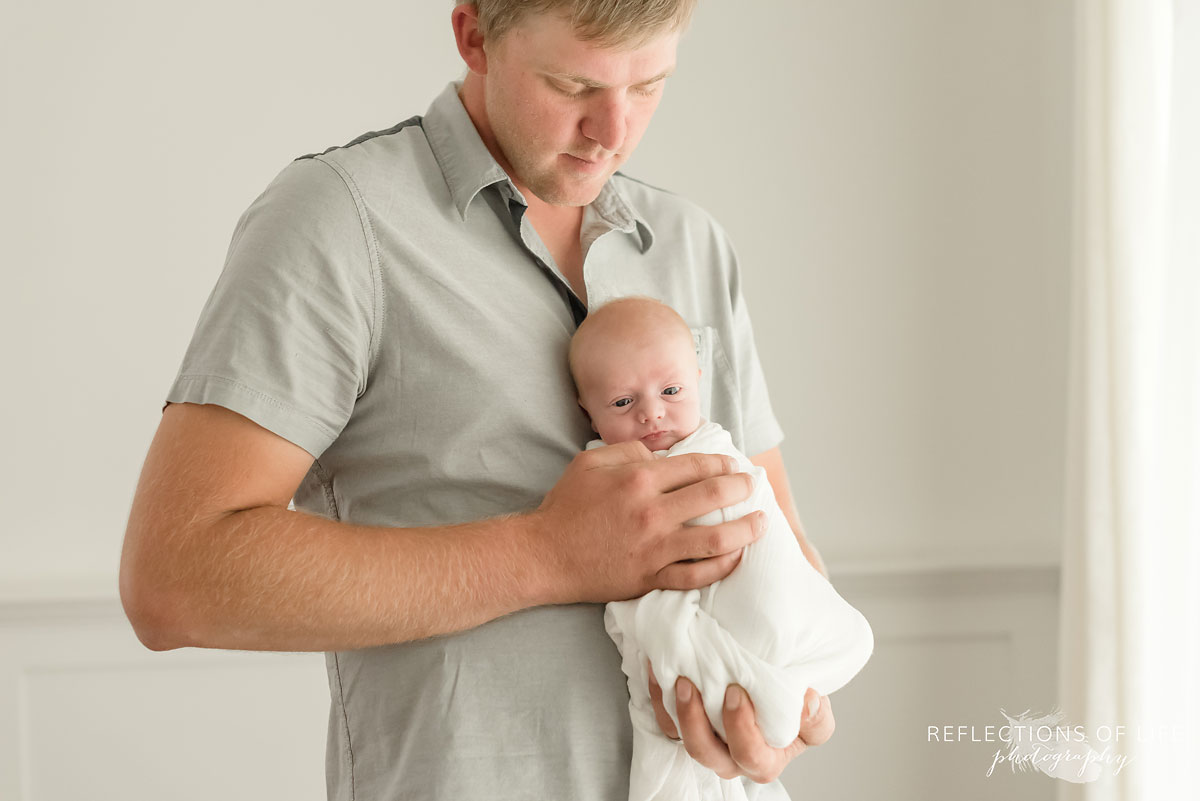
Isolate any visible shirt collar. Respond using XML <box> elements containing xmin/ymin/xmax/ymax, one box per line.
<box><xmin>423</xmin><ymin>82</ymin><xmax>512</xmax><ymax>221</ymax></box>
<box><xmin>422</xmin><ymin>81</ymin><xmax>655</xmax><ymax>253</ymax></box>
<box><xmin>587</xmin><ymin>176</ymin><xmax>655</xmax><ymax>253</ymax></box>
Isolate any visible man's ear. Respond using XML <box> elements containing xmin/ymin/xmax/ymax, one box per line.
<box><xmin>451</xmin><ymin>3</ymin><xmax>489</xmax><ymax>75</ymax></box>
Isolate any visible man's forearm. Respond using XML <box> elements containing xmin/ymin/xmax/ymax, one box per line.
<box><xmin>750</xmin><ymin>447</ymin><xmax>829</xmax><ymax>579</ymax></box>
<box><xmin>123</xmin><ymin>505</ymin><xmax>555</xmax><ymax>652</ymax></box>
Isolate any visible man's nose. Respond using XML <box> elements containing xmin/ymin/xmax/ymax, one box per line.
<box><xmin>581</xmin><ymin>91</ymin><xmax>627</xmax><ymax>153</ymax></box>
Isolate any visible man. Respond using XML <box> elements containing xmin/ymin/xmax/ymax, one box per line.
<box><xmin>119</xmin><ymin>1</ymin><xmax>835</xmax><ymax>798</ymax></box>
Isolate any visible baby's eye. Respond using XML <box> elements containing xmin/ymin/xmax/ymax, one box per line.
<box><xmin>614</xmin><ymin>398</ymin><xmax>632</xmax><ymax>408</ymax></box>
<box><xmin>662</xmin><ymin>386</ymin><xmax>681</xmax><ymax>396</ymax></box>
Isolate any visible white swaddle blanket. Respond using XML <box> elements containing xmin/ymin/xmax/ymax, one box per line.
<box><xmin>590</xmin><ymin>419</ymin><xmax>874</xmax><ymax>801</ymax></box>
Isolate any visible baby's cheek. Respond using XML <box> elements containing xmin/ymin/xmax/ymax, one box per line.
<box><xmin>596</xmin><ymin>417</ymin><xmax>631</xmax><ymax>444</ymax></box>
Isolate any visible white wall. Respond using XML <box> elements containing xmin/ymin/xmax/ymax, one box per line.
<box><xmin>632</xmin><ymin>0</ymin><xmax>1074</xmax><ymax>572</ymax></box>
<box><xmin>1</xmin><ymin>0</ymin><xmax>463</xmax><ymax>587</ymax></box>
<box><xmin>1</xmin><ymin>1</ymin><xmax>1073</xmax><ymax>799</ymax></box>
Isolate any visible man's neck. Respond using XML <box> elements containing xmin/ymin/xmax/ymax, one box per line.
<box><xmin>523</xmin><ymin>195</ymin><xmax>584</xmax><ymax>239</ymax></box>
<box><xmin>457</xmin><ymin>77</ymin><xmax>587</xmax><ymax>298</ymax></box>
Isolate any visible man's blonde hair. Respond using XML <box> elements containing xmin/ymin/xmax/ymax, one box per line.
<box><xmin>463</xmin><ymin>0</ymin><xmax>697</xmax><ymax>49</ymax></box>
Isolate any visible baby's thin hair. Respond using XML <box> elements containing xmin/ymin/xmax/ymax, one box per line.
<box><xmin>568</xmin><ymin>295</ymin><xmax>692</xmax><ymax>384</ymax></box>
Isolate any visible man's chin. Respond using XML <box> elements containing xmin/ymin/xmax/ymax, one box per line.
<box><xmin>527</xmin><ymin>172</ymin><xmax>611</xmax><ymax>207</ymax></box>
<box><xmin>533</xmin><ymin>187</ymin><xmax>603</xmax><ymax>208</ymax></box>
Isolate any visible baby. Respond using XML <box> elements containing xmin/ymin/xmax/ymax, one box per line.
<box><xmin>569</xmin><ymin>296</ymin><xmax>874</xmax><ymax>801</ymax></box>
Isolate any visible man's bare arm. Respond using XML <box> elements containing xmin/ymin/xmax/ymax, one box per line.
<box><xmin>750</xmin><ymin>446</ymin><xmax>829</xmax><ymax>579</ymax></box>
<box><xmin>120</xmin><ymin>402</ymin><xmax>764</xmax><ymax>653</ymax></box>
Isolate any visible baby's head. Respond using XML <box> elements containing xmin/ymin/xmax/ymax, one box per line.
<box><xmin>569</xmin><ymin>297</ymin><xmax>702</xmax><ymax>450</ymax></box>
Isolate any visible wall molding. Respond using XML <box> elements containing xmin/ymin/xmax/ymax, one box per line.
<box><xmin>1</xmin><ymin>560</ymin><xmax>1061</xmax><ymax>801</ymax></box>
<box><xmin>0</xmin><ymin>559</ymin><xmax>1061</xmax><ymax>621</ymax></box>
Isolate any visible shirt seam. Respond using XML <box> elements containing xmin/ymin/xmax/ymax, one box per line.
<box><xmin>294</xmin><ymin>115</ymin><xmax>422</xmax><ymax>161</ymax></box>
<box><xmin>173</xmin><ymin>374</ymin><xmax>340</xmax><ymax>441</ymax></box>
<box><xmin>306</xmin><ymin>156</ymin><xmax>385</xmax><ymax>389</ymax></box>
<box><xmin>331</xmin><ymin>652</ymin><xmax>357</xmax><ymax>801</ymax></box>
<box><xmin>612</xmin><ymin>170</ymin><xmax>676</xmax><ymax>196</ymax></box>
<box><xmin>312</xmin><ymin>459</ymin><xmax>341</xmax><ymax>521</ymax></box>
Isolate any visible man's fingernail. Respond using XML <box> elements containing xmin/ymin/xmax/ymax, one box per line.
<box><xmin>677</xmin><ymin>680</ymin><xmax>692</xmax><ymax>703</ymax></box>
<box><xmin>756</xmin><ymin>512</ymin><xmax>767</xmax><ymax>534</ymax></box>
<box><xmin>726</xmin><ymin>456</ymin><xmax>738</xmax><ymax>473</ymax></box>
<box><xmin>725</xmin><ymin>686</ymin><xmax>741</xmax><ymax>711</ymax></box>
<box><xmin>807</xmin><ymin>695</ymin><xmax>821</xmax><ymax>719</ymax></box>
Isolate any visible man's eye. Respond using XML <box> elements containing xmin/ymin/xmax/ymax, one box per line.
<box><xmin>614</xmin><ymin>398</ymin><xmax>632</xmax><ymax>407</ymax></box>
<box><xmin>633</xmin><ymin>83</ymin><xmax>661</xmax><ymax>97</ymax></box>
<box><xmin>552</xmin><ymin>81</ymin><xmax>585</xmax><ymax>98</ymax></box>
<box><xmin>663</xmin><ymin>386</ymin><xmax>680</xmax><ymax>396</ymax></box>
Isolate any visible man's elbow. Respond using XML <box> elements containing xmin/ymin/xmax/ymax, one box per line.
<box><xmin>118</xmin><ymin>546</ymin><xmax>192</xmax><ymax>652</ymax></box>
<box><xmin>120</xmin><ymin>575</ymin><xmax>181</xmax><ymax>651</ymax></box>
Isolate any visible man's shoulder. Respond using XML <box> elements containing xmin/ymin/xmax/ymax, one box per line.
<box><xmin>284</xmin><ymin>116</ymin><xmax>439</xmax><ymax>197</ymax></box>
<box><xmin>260</xmin><ymin>114</ymin><xmax>453</xmax><ymax>216</ymax></box>
<box><xmin>294</xmin><ymin>115</ymin><xmax>427</xmax><ymax>163</ymax></box>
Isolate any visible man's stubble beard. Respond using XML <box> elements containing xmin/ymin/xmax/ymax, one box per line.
<box><xmin>513</xmin><ymin>152</ymin><xmax>613</xmax><ymax>208</ymax></box>
<box><xmin>495</xmin><ymin>127</ymin><xmax>617</xmax><ymax>208</ymax></box>
<box><xmin>527</xmin><ymin>168</ymin><xmax>607</xmax><ymax>207</ymax></box>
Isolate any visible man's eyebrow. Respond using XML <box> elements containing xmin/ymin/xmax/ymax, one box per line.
<box><xmin>547</xmin><ymin>67</ymin><xmax>675</xmax><ymax>89</ymax></box>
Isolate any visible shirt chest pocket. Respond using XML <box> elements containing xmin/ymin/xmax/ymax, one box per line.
<box><xmin>690</xmin><ymin>324</ymin><xmax>744</xmax><ymax>447</ymax></box>
<box><xmin>690</xmin><ymin>326</ymin><xmax>719</xmax><ymax>421</ymax></box>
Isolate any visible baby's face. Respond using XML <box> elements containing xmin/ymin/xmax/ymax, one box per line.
<box><xmin>576</xmin><ymin>332</ymin><xmax>702</xmax><ymax>450</ymax></box>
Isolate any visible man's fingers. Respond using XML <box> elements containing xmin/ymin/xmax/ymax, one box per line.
<box><xmin>657</xmin><ymin>682</ymin><xmax>830</xmax><ymax>785</ymax></box>
<box><xmin>647</xmin><ymin>664</ymin><xmax>680</xmax><ymax>740</ymax></box>
<box><xmin>664</xmin><ymin>511</ymin><xmax>765</xmax><ymax>566</ymax></box>
<box><xmin>653</xmin><ymin>452</ymin><xmax>741</xmax><ymax>494</ymax></box>
<box><xmin>798</xmin><ymin>690</ymin><xmax>835</xmax><ymax>747</ymax></box>
<box><xmin>675</xmin><ymin>678</ymin><xmax>741</xmax><ymax>780</ymax></box>
<box><xmin>659</xmin><ymin>470</ymin><xmax>755</xmax><ymax>524</ymax></box>
<box><xmin>655</xmin><ymin>547</ymin><xmax>743</xmax><ymax>591</ymax></box>
<box><xmin>578</xmin><ymin>439</ymin><xmax>654</xmax><ymax>467</ymax></box>
<box><xmin>722</xmin><ymin>685</ymin><xmax>786</xmax><ymax>783</ymax></box>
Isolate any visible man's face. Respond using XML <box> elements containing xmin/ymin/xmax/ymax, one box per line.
<box><xmin>576</xmin><ymin>330</ymin><xmax>702</xmax><ymax>450</ymax></box>
<box><xmin>480</xmin><ymin>13</ymin><xmax>678</xmax><ymax>206</ymax></box>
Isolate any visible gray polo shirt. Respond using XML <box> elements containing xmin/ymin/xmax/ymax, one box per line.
<box><xmin>166</xmin><ymin>81</ymin><xmax>783</xmax><ymax>801</ymax></box>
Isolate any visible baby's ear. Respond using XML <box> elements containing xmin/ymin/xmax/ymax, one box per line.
<box><xmin>576</xmin><ymin>398</ymin><xmax>597</xmax><ymax>432</ymax></box>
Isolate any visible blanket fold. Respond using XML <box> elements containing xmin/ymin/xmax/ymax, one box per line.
<box><xmin>595</xmin><ymin>420</ymin><xmax>874</xmax><ymax>801</ymax></box>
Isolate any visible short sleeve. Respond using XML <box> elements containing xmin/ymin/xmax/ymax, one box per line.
<box><xmin>720</xmin><ymin>230</ymin><xmax>785</xmax><ymax>458</ymax></box>
<box><xmin>165</xmin><ymin>156</ymin><xmax>377</xmax><ymax>459</ymax></box>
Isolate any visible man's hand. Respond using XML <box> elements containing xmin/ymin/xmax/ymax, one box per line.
<box><xmin>531</xmin><ymin>441</ymin><xmax>766</xmax><ymax>604</ymax></box>
<box><xmin>648</xmin><ymin>665</ymin><xmax>835</xmax><ymax>783</ymax></box>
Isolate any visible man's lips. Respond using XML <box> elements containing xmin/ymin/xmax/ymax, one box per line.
<box><xmin>564</xmin><ymin>153</ymin><xmax>611</xmax><ymax>172</ymax></box>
